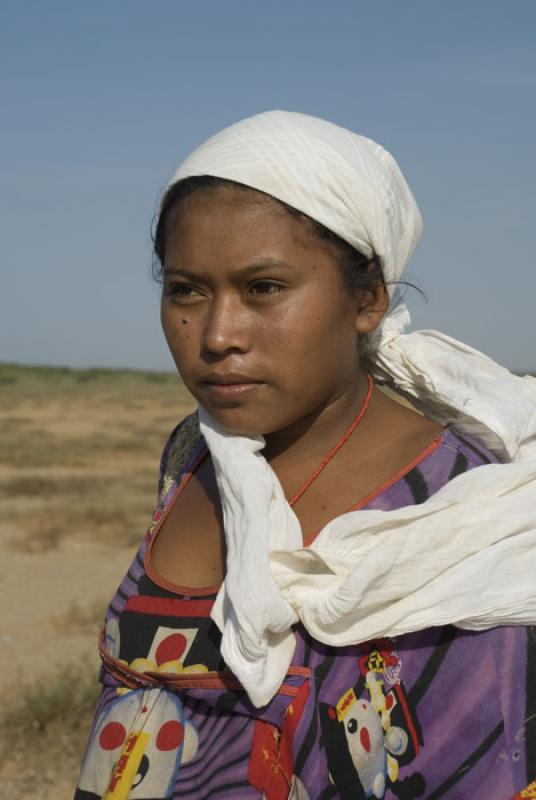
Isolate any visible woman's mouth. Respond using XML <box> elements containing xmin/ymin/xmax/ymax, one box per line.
<box><xmin>200</xmin><ymin>373</ymin><xmax>264</xmax><ymax>402</ymax></box>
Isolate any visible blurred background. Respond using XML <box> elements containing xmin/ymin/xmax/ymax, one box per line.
<box><xmin>1</xmin><ymin>2</ymin><xmax>534</xmax><ymax>797</ymax></box>
<box><xmin>2</xmin><ymin>0</ymin><xmax>535</xmax><ymax>373</ymax></box>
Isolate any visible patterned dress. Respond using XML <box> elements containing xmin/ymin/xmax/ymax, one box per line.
<box><xmin>75</xmin><ymin>422</ymin><xmax>536</xmax><ymax>800</ymax></box>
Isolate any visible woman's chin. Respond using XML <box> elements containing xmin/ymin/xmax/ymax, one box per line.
<box><xmin>198</xmin><ymin>405</ymin><xmax>271</xmax><ymax>438</ymax></box>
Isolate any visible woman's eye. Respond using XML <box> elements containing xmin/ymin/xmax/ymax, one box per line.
<box><xmin>165</xmin><ymin>283</ymin><xmax>200</xmax><ymax>300</ymax></box>
<box><xmin>249</xmin><ymin>280</ymin><xmax>285</xmax><ymax>296</ymax></box>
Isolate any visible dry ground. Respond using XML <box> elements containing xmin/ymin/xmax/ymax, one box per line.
<box><xmin>0</xmin><ymin>363</ymin><xmax>194</xmax><ymax>799</ymax></box>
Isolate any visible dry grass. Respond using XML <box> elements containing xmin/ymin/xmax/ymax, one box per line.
<box><xmin>0</xmin><ymin>362</ymin><xmax>196</xmax><ymax>799</ymax></box>
<box><xmin>0</xmin><ymin>660</ymin><xmax>99</xmax><ymax>798</ymax></box>
<box><xmin>0</xmin><ymin>362</ymin><xmax>195</xmax><ymax>551</ymax></box>
<box><xmin>52</xmin><ymin>598</ymin><xmax>108</xmax><ymax>635</ymax></box>
<box><xmin>5</xmin><ymin>470</ymin><xmax>158</xmax><ymax>551</ymax></box>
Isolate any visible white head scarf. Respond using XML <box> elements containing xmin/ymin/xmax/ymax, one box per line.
<box><xmin>165</xmin><ymin>111</ymin><xmax>536</xmax><ymax>707</ymax></box>
<box><xmin>171</xmin><ymin>110</ymin><xmax>421</xmax><ymax>299</ymax></box>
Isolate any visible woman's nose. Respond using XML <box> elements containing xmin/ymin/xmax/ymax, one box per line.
<box><xmin>201</xmin><ymin>294</ymin><xmax>250</xmax><ymax>356</ymax></box>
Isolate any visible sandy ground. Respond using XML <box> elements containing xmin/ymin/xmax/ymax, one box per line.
<box><xmin>0</xmin><ymin>536</ymin><xmax>134</xmax><ymax>799</ymax></box>
<box><xmin>0</xmin><ymin>530</ymin><xmax>131</xmax><ymax>687</ymax></box>
<box><xmin>0</xmin><ymin>365</ymin><xmax>194</xmax><ymax>800</ymax></box>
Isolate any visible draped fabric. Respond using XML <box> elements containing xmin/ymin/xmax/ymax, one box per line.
<box><xmin>165</xmin><ymin>110</ymin><xmax>536</xmax><ymax>707</ymax></box>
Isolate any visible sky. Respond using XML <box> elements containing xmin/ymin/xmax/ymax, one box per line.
<box><xmin>2</xmin><ymin>0</ymin><xmax>535</xmax><ymax>372</ymax></box>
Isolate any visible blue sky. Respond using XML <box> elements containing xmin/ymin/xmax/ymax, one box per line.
<box><xmin>2</xmin><ymin>0</ymin><xmax>535</xmax><ymax>371</ymax></box>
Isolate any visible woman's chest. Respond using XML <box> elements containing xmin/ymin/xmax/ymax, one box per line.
<box><xmin>150</xmin><ymin>430</ymin><xmax>442</xmax><ymax>585</ymax></box>
<box><xmin>101</xmin><ymin>553</ymin><xmax>533</xmax><ymax>800</ymax></box>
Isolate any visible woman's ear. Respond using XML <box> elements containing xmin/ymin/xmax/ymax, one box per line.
<box><xmin>355</xmin><ymin>283</ymin><xmax>389</xmax><ymax>334</ymax></box>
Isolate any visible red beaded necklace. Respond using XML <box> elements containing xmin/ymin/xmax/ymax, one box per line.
<box><xmin>289</xmin><ymin>373</ymin><xmax>374</xmax><ymax>507</ymax></box>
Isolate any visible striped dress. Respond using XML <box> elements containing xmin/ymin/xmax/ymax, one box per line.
<box><xmin>75</xmin><ymin>425</ymin><xmax>536</xmax><ymax>800</ymax></box>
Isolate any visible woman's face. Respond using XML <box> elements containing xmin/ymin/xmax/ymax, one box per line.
<box><xmin>161</xmin><ymin>186</ymin><xmax>381</xmax><ymax>436</ymax></box>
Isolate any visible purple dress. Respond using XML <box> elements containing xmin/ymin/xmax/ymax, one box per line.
<box><xmin>75</xmin><ymin>425</ymin><xmax>536</xmax><ymax>800</ymax></box>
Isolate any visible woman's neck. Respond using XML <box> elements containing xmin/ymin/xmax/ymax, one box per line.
<box><xmin>262</xmin><ymin>371</ymin><xmax>371</xmax><ymax>468</ymax></box>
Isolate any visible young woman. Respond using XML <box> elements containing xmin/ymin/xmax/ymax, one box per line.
<box><xmin>75</xmin><ymin>111</ymin><xmax>536</xmax><ymax>800</ymax></box>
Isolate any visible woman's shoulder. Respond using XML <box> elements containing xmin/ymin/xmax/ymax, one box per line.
<box><xmin>417</xmin><ymin>425</ymin><xmax>501</xmax><ymax>497</ymax></box>
<box><xmin>360</xmin><ymin>426</ymin><xmax>500</xmax><ymax>511</ymax></box>
<box><xmin>439</xmin><ymin>427</ymin><xmax>501</xmax><ymax>468</ymax></box>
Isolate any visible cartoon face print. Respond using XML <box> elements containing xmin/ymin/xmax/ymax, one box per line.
<box><xmin>76</xmin><ymin>688</ymin><xmax>198</xmax><ymax>800</ymax></box>
<box><xmin>321</xmin><ymin>686</ymin><xmax>390</xmax><ymax>800</ymax></box>
<box><xmin>342</xmin><ymin>696</ymin><xmax>388</xmax><ymax>798</ymax></box>
<box><xmin>320</xmin><ymin>671</ymin><xmax>417</xmax><ymax>800</ymax></box>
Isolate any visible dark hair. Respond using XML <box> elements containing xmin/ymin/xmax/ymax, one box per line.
<box><xmin>151</xmin><ymin>175</ymin><xmax>384</xmax><ymax>298</ymax></box>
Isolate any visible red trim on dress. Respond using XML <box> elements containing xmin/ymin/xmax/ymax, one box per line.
<box><xmin>124</xmin><ymin>594</ymin><xmax>214</xmax><ymax>617</ymax></box>
<box><xmin>302</xmin><ymin>431</ymin><xmax>445</xmax><ymax>546</ymax></box>
<box><xmin>349</xmin><ymin>431</ymin><xmax>445</xmax><ymax>512</ymax></box>
<box><xmin>98</xmin><ymin>630</ymin><xmax>310</xmax><ymax>695</ymax></box>
<box><xmin>146</xmin><ymin>429</ymin><xmax>446</xmax><ymax>587</ymax></box>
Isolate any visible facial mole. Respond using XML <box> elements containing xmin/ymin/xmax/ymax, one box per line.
<box><xmin>181</xmin><ymin>319</ymin><xmax>188</xmax><ymax>325</ymax></box>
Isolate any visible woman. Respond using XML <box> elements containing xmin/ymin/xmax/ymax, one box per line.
<box><xmin>75</xmin><ymin>111</ymin><xmax>536</xmax><ymax>800</ymax></box>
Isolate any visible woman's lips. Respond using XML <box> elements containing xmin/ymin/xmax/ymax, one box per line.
<box><xmin>201</xmin><ymin>380</ymin><xmax>263</xmax><ymax>401</ymax></box>
<box><xmin>200</xmin><ymin>373</ymin><xmax>264</xmax><ymax>402</ymax></box>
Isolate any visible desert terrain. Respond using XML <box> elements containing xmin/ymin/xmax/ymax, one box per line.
<box><xmin>0</xmin><ymin>364</ymin><xmax>194</xmax><ymax>799</ymax></box>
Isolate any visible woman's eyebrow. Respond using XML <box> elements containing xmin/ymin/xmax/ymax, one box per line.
<box><xmin>239</xmin><ymin>259</ymin><xmax>294</xmax><ymax>274</ymax></box>
<box><xmin>163</xmin><ymin>259</ymin><xmax>293</xmax><ymax>279</ymax></box>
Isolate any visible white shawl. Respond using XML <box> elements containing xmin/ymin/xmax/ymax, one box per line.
<box><xmin>169</xmin><ymin>111</ymin><xmax>536</xmax><ymax>708</ymax></box>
